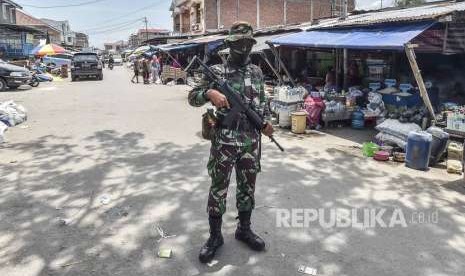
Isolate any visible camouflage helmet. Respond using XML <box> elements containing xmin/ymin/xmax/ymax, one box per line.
<box><xmin>225</xmin><ymin>21</ymin><xmax>257</xmax><ymax>44</ymax></box>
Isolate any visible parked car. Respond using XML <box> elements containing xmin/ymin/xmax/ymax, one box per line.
<box><xmin>113</xmin><ymin>58</ymin><xmax>123</xmax><ymax>66</ymax></box>
<box><xmin>42</xmin><ymin>53</ymin><xmax>73</xmax><ymax>68</ymax></box>
<box><xmin>0</xmin><ymin>59</ymin><xmax>31</xmax><ymax>91</ymax></box>
<box><xmin>71</xmin><ymin>52</ymin><xmax>103</xmax><ymax>81</ymax></box>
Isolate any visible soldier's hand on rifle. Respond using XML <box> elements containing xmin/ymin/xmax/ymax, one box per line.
<box><xmin>262</xmin><ymin>122</ymin><xmax>274</xmax><ymax>137</ymax></box>
<box><xmin>207</xmin><ymin>89</ymin><xmax>230</xmax><ymax>109</ymax></box>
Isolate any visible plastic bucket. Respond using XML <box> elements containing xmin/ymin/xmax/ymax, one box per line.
<box><xmin>352</xmin><ymin>110</ymin><xmax>365</xmax><ymax>129</ymax></box>
<box><xmin>279</xmin><ymin>109</ymin><xmax>291</xmax><ymax>128</ymax></box>
<box><xmin>291</xmin><ymin>111</ymin><xmax>307</xmax><ymax>134</ymax></box>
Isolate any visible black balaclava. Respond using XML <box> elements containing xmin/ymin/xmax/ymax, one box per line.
<box><xmin>228</xmin><ymin>39</ymin><xmax>254</xmax><ymax>67</ymax></box>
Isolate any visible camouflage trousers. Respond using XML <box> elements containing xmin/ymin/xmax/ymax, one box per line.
<box><xmin>207</xmin><ymin>141</ymin><xmax>260</xmax><ymax>216</ymax></box>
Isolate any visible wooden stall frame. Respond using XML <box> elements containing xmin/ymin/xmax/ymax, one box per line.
<box><xmin>259</xmin><ymin>52</ymin><xmax>284</xmax><ymax>85</ymax></box>
<box><xmin>405</xmin><ymin>43</ymin><xmax>436</xmax><ymax>121</ymax></box>
<box><xmin>266</xmin><ymin>42</ymin><xmax>297</xmax><ymax>87</ymax></box>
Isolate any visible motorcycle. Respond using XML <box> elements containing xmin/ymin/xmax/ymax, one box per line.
<box><xmin>108</xmin><ymin>63</ymin><xmax>114</xmax><ymax>70</ymax></box>
<box><xmin>29</xmin><ymin>69</ymin><xmax>53</xmax><ymax>87</ymax></box>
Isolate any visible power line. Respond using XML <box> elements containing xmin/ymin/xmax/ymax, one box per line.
<box><xmin>22</xmin><ymin>0</ymin><xmax>109</xmax><ymax>9</ymax></box>
<box><xmin>89</xmin><ymin>24</ymin><xmax>142</xmax><ymax>36</ymax></box>
<box><xmin>83</xmin><ymin>17</ymin><xmax>144</xmax><ymax>32</ymax></box>
<box><xmin>86</xmin><ymin>0</ymin><xmax>164</xmax><ymax>26</ymax></box>
<box><xmin>87</xmin><ymin>20</ymin><xmax>143</xmax><ymax>35</ymax></box>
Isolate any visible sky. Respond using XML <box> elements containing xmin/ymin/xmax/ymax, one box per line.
<box><xmin>14</xmin><ymin>0</ymin><xmax>418</xmax><ymax>47</ymax></box>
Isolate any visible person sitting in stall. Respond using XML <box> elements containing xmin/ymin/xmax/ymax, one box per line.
<box><xmin>324</xmin><ymin>66</ymin><xmax>337</xmax><ymax>92</ymax></box>
<box><xmin>171</xmin><ymin>59</ymin><xmax>182</xmax><ymax>69</ymax></box>
<box><xmin>347</xmin><ymin>61</ymin><xmax>361</xmax><ymax>88</ymax></box>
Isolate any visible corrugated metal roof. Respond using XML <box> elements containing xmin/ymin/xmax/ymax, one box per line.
<box><xmin>181</xmin><ymin>34</ymin><xmax>227</xmax><ymax>44</ymax></box>
<box><xmin>301</xmin><ymin>1</ymin><xmax>465</xmax><ymax>30</ymax></box>
<box><xmin>219</xmin><ymin>32</ymin><xmax>299</xmax><ymax>54</ymax></box>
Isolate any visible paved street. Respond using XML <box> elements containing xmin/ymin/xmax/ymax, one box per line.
<box><xmin>0</xmin><ymin>67</ymin><xmax>464</xmax><ymax>276</ymax></box>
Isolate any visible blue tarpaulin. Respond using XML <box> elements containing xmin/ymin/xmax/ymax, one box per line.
<box><xmin>268</xmin><ymin>22</ymin><xmax>434</xmax><ymax>50</ymax></box>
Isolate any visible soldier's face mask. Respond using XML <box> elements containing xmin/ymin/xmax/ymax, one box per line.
<box><xmin>229</xmin><ymin>39</ymin><xmax>254</xmax><ymax>65</ymax></box>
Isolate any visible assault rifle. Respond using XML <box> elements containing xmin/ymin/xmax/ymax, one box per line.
<box><xmin>186</xmin><ymin>56</ymin><xmax>284</xmax><ymax>152</ymax></box>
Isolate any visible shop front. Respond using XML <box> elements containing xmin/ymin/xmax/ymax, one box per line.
<box><xmin>264</xmin><ymin>19</ymin><xmax>465</xmax><ymax>173</ymax></box>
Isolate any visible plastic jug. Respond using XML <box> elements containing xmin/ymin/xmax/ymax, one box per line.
<box><xmin>406</xmin><ymin>131</ymin><xmax>432</xmax><ymax>171</ymax></box>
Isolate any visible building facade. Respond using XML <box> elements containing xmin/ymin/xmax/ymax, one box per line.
<box><xmin>40</xmin><ymin>18</ymin><xmax>76</xmax><ymax>46</ymax></box>
<box><xmin>15</xmin><ymin>9</ymin><xmax>61</xmax><ymax>45</ymax></box>
<box><xmin>103</xmin><ymin>40</ymin><xmax>128</xmax><ymax>52</ymax></box>
<box><xmin>128</xmin><ymin>33</ymin><xmax>138</xmax><ymax>48</ymax></box>
<box><xmin>136</xmin><ymin>28</ymin><xmax>170</xmax><ymax>46</ymax></box>
<box><xmin>170</xmin><ymin>0</ymin><xmax>355</xmax><ymax>35</ymax></box>
<box><xmin>0</xmin><ymin>0</ymin><xmax>41</xmax><ymax>59</ymax></box>
<box><xmin>0</xmin><ymin>0</ymin><xmax>19</xmax><ymax>24</ymax></box>
<box><xmin>74</xmin><ymin>32</ymin><xmax>89</xmax><ymax>49</ymax></box>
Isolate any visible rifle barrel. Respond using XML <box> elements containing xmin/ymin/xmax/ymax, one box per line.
<box><xmin>189</xmin><ymin>56</ymin><xmax>285</xmax><ymax>152</ymax></box>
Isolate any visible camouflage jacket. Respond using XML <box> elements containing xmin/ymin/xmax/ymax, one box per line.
<box><xmin>188</xmin><ymin>60</ymin><xmax>266</xmax><ymax>147</ymax></box>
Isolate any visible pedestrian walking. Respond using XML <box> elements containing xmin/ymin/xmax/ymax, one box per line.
<box><xmin>131</xmin><ymin>58</ymin><xmax>140</xmax><ymax>84</ymax></box>
<box><xmin>142</xmin><ymin>58</ymin><xmax>150</xmax><ymax>84</ymax></box>
<box><xmin>151</xmin><ymin>55</ymin><xmax>161</xmax><ymax>84</ymax></box>
<box><xmin>188</xmin><ymin>22</ymin><xmax>274</xmax><ymax>264</ymax></box>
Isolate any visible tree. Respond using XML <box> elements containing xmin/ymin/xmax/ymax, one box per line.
<box><xmin>396</xmin><ymin>0</ymin><xmax>426</xmax><ymax>7</ymax></box>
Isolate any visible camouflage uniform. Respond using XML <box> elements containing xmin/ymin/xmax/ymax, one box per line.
<box><xmin>188</xmin><ymin>59</ymin><xmax>266</xmax><ymax>217</ymax></box>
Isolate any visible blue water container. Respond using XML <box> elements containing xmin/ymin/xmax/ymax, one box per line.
<box><xmin>351</xmin><ymin>110</ymin><xmax>365</xmax><ymax>129</ymax></box>
<box><xmin>406</xmin><ymin>131</ymin><xmax>433</xmax><ymax>171</ymax></box>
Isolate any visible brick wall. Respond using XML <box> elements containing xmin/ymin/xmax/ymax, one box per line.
<box><xmin>238</xmin><ymin>0</ymin><xmax>257</xmax><ymax>28</ymax></box>
<box><xmin>260</xmin><ymin>0</ymin><xmax>284</xmax><ymax>27</ymax></box>
<box><xmin>220</xmin><ymin>0</ymin><xmax>238</xmax><ymax>29</ymax></box>
<box><xmin>313</xmin><ymin>0</ymin><xmax>332</xmax><ymax>18</ymax></box>
<box><xmin>177</xmin><ymin>0</ymin><xmax>356</xmax><ymax>34</ymax></box>
<box><xmin>204</xmin><ymin>0</ymin><xmax>218</xmax><ymax>30</ymax></box>
<box><xmin>286</xmin><ymin>0</ymin><xmax>311</xmax><ymax>25</ymax></box>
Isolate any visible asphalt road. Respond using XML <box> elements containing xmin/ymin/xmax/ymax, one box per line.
<box><xmin>0</xmin><ymin>66</ymin><xmax>464</xmax><ymax>276</ymax></box>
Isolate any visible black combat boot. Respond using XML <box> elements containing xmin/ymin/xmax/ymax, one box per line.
<box><xmin>199</xmin><ymin>215</ymin><xmax>224</xmax><ymax>263</ymax></box>
<box><xmin>235</xmin><ymin>211</ymin><xmax>266</xmax><ymax>251</ymax></box>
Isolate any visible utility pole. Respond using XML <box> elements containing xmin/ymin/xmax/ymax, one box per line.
<box><xmin>341</xmin><ymin>0</ymin><xmax>348</xmax><ymax>89</ymax></box>
<box><xmin>310</xmin><ymin>0</ymin><xmax>314</xmax><ymax>23</ymax></box>
<box><xmin>143</xmin><ymin>17</ymin><xmax>149</xmax><ymax>45</ymax></box>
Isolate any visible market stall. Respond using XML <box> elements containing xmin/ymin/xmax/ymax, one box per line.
<box><xmin>266</xmin><ymin>22</ymin><xmax>436</xmax><ymax>130</ymax></box>
<box><xmin>265</xmin><ymin>13</ymin><xmax>465</xmax><ymax>173</ymax></box>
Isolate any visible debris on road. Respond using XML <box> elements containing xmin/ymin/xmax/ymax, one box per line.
<box><xmin>255</xmin><ymin>205</ymin><xmax>277</xmax><ymax>209</ymax></box>
<box><xmin>0</xmin><ymin>101</ymin><xmax>28</xmax><ymax>143</ymax></box>
<box><xmin>0</xmin><ymin>121</ymin><xmax>7</xmax><ymax>143</ymax></box>
<box><xmin>60</xmin><ymin>260</ymin><xmax>84</xmax><ymax>268</ymax></box>
<box><xmin>157</xmin><ymin>248</ymin><xmax>172</xmax><ymax>258</ymax></box>
<box><xmin>98</xmin><ymin>194</ymin><xmax>111</xmax><ymax>205</ymax></box>
<box><xmin>156</xmin><ymin>225</ymin><xmax>176</xmax><ymax>242</ymax></box>
<box><xmin>104</xmin><ymin>205</ymin><xmax>130</xmax><ymax>217</ymax></box>
<box><xmin>58</xmin><ymin>217</ymin><xmax>72</xmax><ymax>226</ymax></box>
<box><xmin>0</xmin><ymin>100</ymin><xmax>27</xmax><ymax>127</ymax></box>
<box><xmin>298</xmin><ymin>265</ymin><xmax>317</xmax><ymax>275</ymax></box>
<box><xmin>18</xmin><ymin>124</ymin><xmax>29</xmax><ymax>129</ymax></box>
<box><xmin>207</xmin><ymin>260</ymin><xmax>219</xmax><ymax>267</ymax></box>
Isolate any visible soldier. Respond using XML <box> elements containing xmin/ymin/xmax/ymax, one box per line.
<box><xmin>188</xmin><ymin>21</ymin><xmax>274</xmax><ymax>263</ymax></box>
